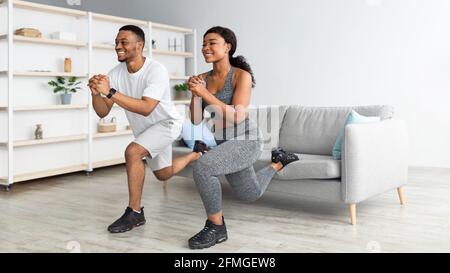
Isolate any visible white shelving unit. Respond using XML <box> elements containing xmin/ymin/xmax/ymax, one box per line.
<box><xmin>0</xmin><ymin>0</ymin><xmax>196</xmax><ymax>187</ymax></box>
<box><xmin>12</xmin><ymin>0</ymin><xmax>86</xmax><ymax>17</ymax></box>
<box><xmin>0</xmin><ymin>70</ymin><xmax>88</xmax><ymax>77</ymax></box>
<box><xmin>152</xmin><ymin>49</ymin><xmax>193</xmax><ymax>57</ymax></box>
<box><xmin>0</xmin><ymin>34</ymin><xmax>87</xmax><ymax>47</ymax></box>
<box><xmin>93</xmin><ymin>130</ymin><xmax>133</xmax><ymax>139</ymax></box>
<box><xmin>0</xmin><ymin>134</ymin><xmax>88</xmax><ymax>148</ymax></box>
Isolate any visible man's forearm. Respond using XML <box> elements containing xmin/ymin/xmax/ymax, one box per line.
<box><xmin>110</xmin><ymin>91</ymin><xmax>157</xmax><ymax>116</ymax></box>
<box><xmin>92</xmin><ymin>94</ymin><xmax>111</xmax><ymax>118</ymax></box>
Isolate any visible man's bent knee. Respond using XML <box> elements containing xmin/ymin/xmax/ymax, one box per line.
<box><xmin>153</xmin><ymin>167</ymin><xmax>173</xmax><ymax>181</ymax></box>
<box><xmin>125</xmin><ymin>143</ymin><xmax>148</xmax><ymax>160</ymax></box>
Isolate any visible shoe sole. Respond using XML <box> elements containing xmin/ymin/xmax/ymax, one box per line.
<box><xmin>108</xmin><ymin>220</ymin><xmax>146</xmax><ymax>233</ymax></box>
<box><xmin>189</xmin><ymin>235</ymin><xmax>228</xmax><ymax>250</ymax></box>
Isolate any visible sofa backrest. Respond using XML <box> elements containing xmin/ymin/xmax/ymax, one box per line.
<box><xmin>278</xmin><ymin>105</ymin><xmax>394</xmax><ymax>155</ymax></box>
<box><xmin>248</xmin><ymin>105</ymin><xmax>287</xmax><ymax>150</ymax></box>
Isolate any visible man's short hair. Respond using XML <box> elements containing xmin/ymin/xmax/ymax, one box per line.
<box><xmin>119</xmin><ymin>25</ymin><xmax>145</xmax><ymax>45</ymax></box>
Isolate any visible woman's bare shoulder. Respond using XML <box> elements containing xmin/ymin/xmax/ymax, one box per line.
<box><xmin>233</xmin><ymin>67</ymin><xmax>251</xmax><ymax>83</ymax></box>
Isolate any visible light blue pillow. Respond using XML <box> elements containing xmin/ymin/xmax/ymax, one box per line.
<box><xmin>181</xmin><ymin>119</ymin><xmax>217</xmax><ymax>149</ymax></box>
<box><xmin>332</xmin><ymin>110</ymin><xmax>380</xmax><ymax>160</ymax></box>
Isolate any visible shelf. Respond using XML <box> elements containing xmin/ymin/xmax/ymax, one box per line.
<box><xmin>0</xmin><ymin>159</ymin><xmax>128</xmax><ymax>183</ymax></box>
<box><xmin>93</xmin><ymin>130</ymin><xmax>133</xmax><ymax>139</ymax></box>
<box><xmin>0</xmin><ymin>164</ymin><xmax>88</xmax><ymax>184</ymax></box>
<box><xmin>13</xmin><ymin>0</ymin><xmax>87</xmax><ymax>17</ymax></box>
<box><xmin>0</xmin><ymin>104</ymin><xmax>88</xmax><ymax>112</ymax></box>
<box><xmin>92</xmin><ymin>43</ymin><xmax>115</xmax><ymax>50</ymax></box>
<box><xmin>152</xmin><ymin>49</ymin><xmax>193</xmax><ymax>58</ymax></box>
<box><xmin>92</xmin><ymin>13</ymin><xmax>147</xmax><ymax>26</ymax></box>
<box><xmin>93</xmin><ymin>43</ymin><xmax>147</xmax><ymax>52</ymax></box>
<box><xmin>151</xmin><ymin>23</ymin><xmax>193</xmax><ymax>34</ymax></box>
<box><xmin>4</xmin><ymin>71</ymin><xmax>88</xmax><ymax>77</ymax></box>
<box><xmin>173</xmin><ymin>100</ymin><xmax>191</xmax><ymax>105</ymax></box>
<box><xmin>0</xmin><ymin>34</ymin><xmax>87</xmax><ymax>48</ymax></box>
<box><xmin>88</xmin><ymin>73</ymin><xmax>186</xmax><ymax>80</ymax></box>
<box><xmin>92</xmin><ymin>158</ymin><xmax>125</xmax><ymax>169</ymax></box>
<box><xmin>0</xmin><ymin>134</ymin><xmax>88</xmax><ymax>148</ymax></box>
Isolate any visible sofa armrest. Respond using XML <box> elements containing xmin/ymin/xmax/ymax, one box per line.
<box><xmin>341</xmin><ymin>119</ymin><xmax>408</xmax><ymax>203</ymax></box>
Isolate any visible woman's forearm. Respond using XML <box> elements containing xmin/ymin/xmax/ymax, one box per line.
<box><xmin>190</xmin><ymin>96</ymin><xmax>204</xmax><ymax>125</ymax></box>
<box><xmin>201</xmin><ymin>92</ymin><xmax>247</xmax><ymax>125</ymax></box>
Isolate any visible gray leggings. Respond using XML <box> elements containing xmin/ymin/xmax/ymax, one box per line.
<box><xmin>193</xmin><ymin>136</ymin><xmax>277</xmax><ymax>215</ymax></box>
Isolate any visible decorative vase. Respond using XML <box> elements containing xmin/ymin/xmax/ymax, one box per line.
<box><xmin>60</xmin><ymin>93</ymin><xmax>72</xmax><ymax>104</ymax></box>
<box><xmin>64</xmin><ymin>58</ymin><xmax>72</xmax><ymax>73</ymax></box>
<box><xmin>35</xmin><ymin>124</ymin><xmax>43</xmax><ymax>139</ymax></box>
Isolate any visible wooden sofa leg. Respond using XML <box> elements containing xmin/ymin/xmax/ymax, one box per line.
<box><xmin>348</xmin><ymin>204</ymin><xmax>356</xmax><ymax>225</ymax></box>
<box><xmin>397</xmin><ymin>187</ymin><xmax>405</xmax><ymax>205</ymax></box>
<box><xmin>163</xmin><ymin>180</ymin><xmax>168</xmax><ymax>190</ymax></box>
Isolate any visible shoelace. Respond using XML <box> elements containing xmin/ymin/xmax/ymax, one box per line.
<box><xmin>193</xmin><ymin>226</ymin><xmax>213</xmax><ymax>239</ymax></box>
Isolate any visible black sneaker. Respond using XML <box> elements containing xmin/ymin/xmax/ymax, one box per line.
<box><xmin>278</xmin><ymin>151</ymin><xmax>299</xmax><ymax>168</ymax></box>
<box><xmin>188</xmin><ymin>218</ymin><xmax>228</xmax><ymax>249</ymax></box>
<box><xmin>193</xmin><ymin>140</ymin><xmax>209</xmax><ymax>155</ymax></box>
<box><xmin>271</xmin><ymin>148</ymin><xmax>286</xmax><ymax>163</ymax></box>
<box><xmin>107</xmin><ymin>207</ymin><xmax>146</xmax><ymax>233</ymax></box>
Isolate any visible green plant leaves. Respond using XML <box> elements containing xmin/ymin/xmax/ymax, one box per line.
<box><xmin>53</xmin><ymin>86</ymin><xmax>65</xmax><ymax>93</ymax></box>
<box><xmin>57</xmin><ymin>76</ymin><xmax>65</xmax><ymax>85</ymax></box>
<box><xmin>48</xmin><ymin>76</ymin><xmax>82</xmax><ymax>94</ymax></box>
<box><xmin>174</xmin><ymin>82</ymin><xmax>188</xmax><ymax>92</ymax></box>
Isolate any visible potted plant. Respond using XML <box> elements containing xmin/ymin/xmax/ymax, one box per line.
<box><xmin>48</xmin><ymin>76</ymin><xmax>81</xmax><ymax>105</ymax></box>
<box><xmin>174</xmin><ymin>82</ymin><xmax>190</xmax><ymax>100</ymax></box>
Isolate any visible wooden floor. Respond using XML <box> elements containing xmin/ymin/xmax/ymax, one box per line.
<box><xmin>0</xmin><ymin>166</ymin><xmax>449</xmax><ymax>253</ymax></box>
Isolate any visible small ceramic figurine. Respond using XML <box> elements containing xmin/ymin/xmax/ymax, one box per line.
<box><xmin>35</xmin><ymin>124</ymin><xmax>43</xmax><ymax>139</ymax></box>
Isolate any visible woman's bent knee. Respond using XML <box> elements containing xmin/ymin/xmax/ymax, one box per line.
<box><xmin>237</xmin><ymin>192</ymin><xmax>261</xmax><ymax>202</ymax></box>
<box><xmin>193</xmin><ymin>159</ymin><xmax>210</xmax><ymax>175</ymax></box>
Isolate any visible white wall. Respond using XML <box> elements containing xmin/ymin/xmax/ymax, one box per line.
<box><xmin>28</xmin><ymin>0</ymin><xmax>450</xmax><ymax>168</ymax></box>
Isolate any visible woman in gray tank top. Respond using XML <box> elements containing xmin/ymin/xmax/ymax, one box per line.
<box><xmin>186</xmin><ymin>26</ymin><xmax>299</xmax><ymax>249</ymax></box>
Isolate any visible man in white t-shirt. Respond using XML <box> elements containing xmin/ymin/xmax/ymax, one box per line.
<box><xmin>88</xmin><ymin>25</ymin><xmax>207</xmax><ymax>234</ymax></box>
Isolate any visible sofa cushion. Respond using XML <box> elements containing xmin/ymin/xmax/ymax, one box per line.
<box><xmin>173</xmin><ymin>145</ymin><xmax>340</xmax><ymax>180</ymax></box>
<box><xmin>255</xmin><ymin>151</ymin><xmax>341</xmax><ymax>180</ymax></box>
<box><xmin>332</xmin><ymin>110</ymin><xmax>380</xmax><ymax>160</ymax></box>
<box><xmin>181</xmin><ymin>119</ymin><xmax>217</xmax><ymax>149</ymax></box>
<box><xmin>248</xmin><ymin>105</ymin><xmax>286</xmax><ymax>150</ymax></box>
<box><xmin>279</xmin><ymin>105</ymin><xmax>394</xmax><ymax>155</ymax></box>
<box><xmin>276</xmin><ymin>154</ymin><xmax>341</xmax><ymax>180</ymax></box>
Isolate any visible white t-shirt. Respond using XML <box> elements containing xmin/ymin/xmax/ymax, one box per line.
<box><xmin>108</xmin><ymin>58</ymin><xmax>182</xmax><ymax>136</ymax></box>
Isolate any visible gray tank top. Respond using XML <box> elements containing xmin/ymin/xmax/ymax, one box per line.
<box><xmin>201</xmin><ymin>67</ymin><xmax>259</xmax><ymax>142</ymax></box>
<box><xmin>202</xmin><ymin>67</ymin><xmax>235</xmax><ymax>111</ymax></box>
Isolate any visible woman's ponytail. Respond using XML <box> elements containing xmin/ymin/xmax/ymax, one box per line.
<box><xmin>229</xmin><ymin>55</ymin><xmax>255</xmax><ymax>87</ymax></box>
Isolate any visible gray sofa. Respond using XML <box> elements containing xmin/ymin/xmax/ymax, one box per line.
<box><xmin>172</xmin><ymin>105</ymin><xmax>408</xmax><ymax>224</ymax></box>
